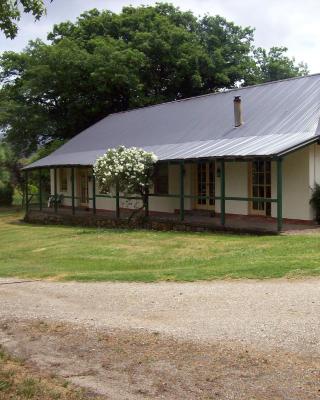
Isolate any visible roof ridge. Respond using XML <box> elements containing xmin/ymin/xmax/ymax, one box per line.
<box><xmin>109</xmin><ymin>73</ymin><xmax>320</xmax><ymax>117</ymax></box>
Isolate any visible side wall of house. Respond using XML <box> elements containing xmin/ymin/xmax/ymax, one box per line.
<box><xmin>217</xmin><ymin>146</ymin><xmax>315</xmax><ymax>221</ymax></box>
<box><xmin>308</xmin><ymin>143</ymin><xmax>320</xmax><ymax>219</ymax></box>
<box><xmin>271</xmin><ymin>146</ymin><xmax>314</xmax><ymax>221</ymax></box>
<box><xmin>214</xmin><ymin>146</ymin><xmax>316</xmax><ymax>221</ymax></box>
<box><xmin>286</xmin><ymin>148</ymin><xmax>311</xmax><ymax>220</ymax></box>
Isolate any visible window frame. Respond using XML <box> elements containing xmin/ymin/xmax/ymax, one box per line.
<box><xmin>153</xmin><ymin>163</ymin><xmax>169</xmax><ymax>195</ymax></box>
<box><xmin>195</xmin><ymin>161</ymin><xmax>215</xmax><ymax>210</ymax></box>
<box><xmin>59</xmin><ymin>168</ymin><xmax>68</xmax><ymax>192</ymax></box>
<box><xmin>249</xmin><ymin>159</ymin><xmax>271</xmax><ymax>216</ymax></box>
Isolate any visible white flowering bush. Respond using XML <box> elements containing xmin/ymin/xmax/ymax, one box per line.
<box><xmin>94</xmin><ymin>146</ymin><xmax>158</xmax><ymax>216</ymax></box>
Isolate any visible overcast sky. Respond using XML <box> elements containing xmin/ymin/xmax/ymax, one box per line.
<box><xmin>0</xmin><ymin>0</ymin><xmax>319</xmax><ymax>72</ymax></box>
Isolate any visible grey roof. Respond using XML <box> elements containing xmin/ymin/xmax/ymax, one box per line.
<box><xmin>26</xmin><ymin>74</ymin><xmax>320</xmax><ymax>169</ymax></box>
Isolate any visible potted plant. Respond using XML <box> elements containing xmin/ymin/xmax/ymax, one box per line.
<box><xmin>310</xmin><ymin>184</ymin><xmax>320</xmax><ymax>223</ymax></box>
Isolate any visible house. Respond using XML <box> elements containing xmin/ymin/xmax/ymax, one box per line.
<box><xmin>24</xmin><ymin>74</ymin><xmax>320</xmax><ymax>232</ymax></box>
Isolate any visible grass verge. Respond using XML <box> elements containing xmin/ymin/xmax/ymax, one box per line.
<box><xmin>0</xmin><ymin>208</ymin><xmax>319</xmax><ymax>281</ymax></box>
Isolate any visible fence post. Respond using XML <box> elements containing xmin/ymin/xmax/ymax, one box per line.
<box><xmin>25</xmin><ymin>170</ymin><xmax>29</xmax><ymax>214</ymax></box>
<box><xmin>92</xmin><ymin>170</ymin><xmax>96</xmax><ymax>215</ymax></box>
<box><xmin>38</xmin><ymin>169</ymin><xmax>42</xmax><ymax>211</ymax></box>
<box><xmin>71</xmin><ymin>167</ymin><xmax>75</xmax><ymax>215</ymax></box>
<box><xmin>54</xmin><ymin>167</ymin><xmax>58</xmax><ymax>214</ymax></box>
<box><xmin>180</xmin><ymin>160</ymin><xmax>185</xmax><ymax>222</ymax></box>
<box><xmin>116</xmin><ymin>180</ymin><xmax>120</xmax><ymax>219</ymax></box>
<box><xmin>145</xmin><ymin>188</ymin><xmax>149</xmax><ymax>219</ymax></box>
<box><xmin>220</xmin><ymin>159</ymin><xmax>225</xmax><ymax>226</ymax></box>
<box><xmin>277</xmin><ymin>158</ymin><xmax>283</xmax><ymax>232</ymax></box>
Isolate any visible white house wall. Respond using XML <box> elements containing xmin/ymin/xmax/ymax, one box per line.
<box><xmin>148</xmin><ymin>163</ymin><xmax>193</xmax><ymax>213</ymax></box>
<box><xmin>215</xmin><ymin>162</ymin><xmax>248</xmax><ymax>215</ymax></box>
<box><xmin>308</xmin><ymin>143</ymin><xmax>320</xmax><ymax>219</ymax></box>
<box><xmin>50</xmin><ymin>168</ymin><xmax>73</xmax><ymax>207</ymax></box>
<box><xmin>309</xmin><ymin>143</ymin><xmax>320</xmax><ymax>194</ymax></box>
<box><xmin>93</xmin><ymin>164</ymin><xmax>193</xmax><ymax>214</ymax></box>
<box><xmin>95</xmin><ymin>190</ymin><xmax>116</xmax><ymax>211</ymax></box>
<box><xmin>284</xmin><ymin>147</ymin><xmax>312</xmax><ymax>220</ymax></box>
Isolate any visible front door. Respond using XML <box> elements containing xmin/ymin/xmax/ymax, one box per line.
<box><xmin>195</xmin><ymin>161</ymin><xmax>215</xmax><ymax>210</ymax></box>
<box><xmin>77</xmin><ymin>169</ymin><xmax>89</xmax><ymax>207</ymax></box>
<box><xmin>249</xmin><ymin>160</ymin><xmax>271</xmax><ymax>216</ymax></box>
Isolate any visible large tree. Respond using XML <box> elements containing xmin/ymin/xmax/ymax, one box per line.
<box><xmin>0</xmin><ymin>3</ymin><xmax>308</xmax><ymax>157</ymax></box>
<box><xmin>0</xmin><ymin>0</ymin><xmax>52</xmax><ymax>39</ymax></box>
<box><xmin>250</xmin><ymin>46</ymin><xmax>309</xmax><ymax>84</ymax></box>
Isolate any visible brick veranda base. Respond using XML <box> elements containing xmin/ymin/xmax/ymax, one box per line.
<box><xmin>25</xmin><ymin>208</ymin><xmax>319</xmax><ymax>234</ymax></box>
<box><xmin>24</xmin><ymin>209</ymin><xmax>282</xmax><ymax>235</ymax></box>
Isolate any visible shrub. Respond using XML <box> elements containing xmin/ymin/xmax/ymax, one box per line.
<box><xmin>310</xmin><ymin>184</ymin><xmax>320</xmax><ymax>223</ymax></box>
<box><xmin>0</xmin><ymin>182</ymin><xmax>14</xmax><ymax>206</ymax></box>
<box><xmin>94</xmin><ymin>146</ymin><xmax>157</xmax><ymax>194</ymax></box>
<box><xmin>94</xmin><ymin>146</ymin><xmax>157</xmax><ymax>218</ymax></box>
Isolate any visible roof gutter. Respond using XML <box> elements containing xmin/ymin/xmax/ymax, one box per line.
<box><xmin>273</xmin><ymin>135</ymin><xmax>320</xmax><ymax>158</ymax></box>
<box><xmin>22</xmin><ymin>163</ymin><xmax>92</xmax><ymax>171</ymax></box>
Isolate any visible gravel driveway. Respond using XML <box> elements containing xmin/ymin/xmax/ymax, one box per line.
<box><xmin>0</xmin><ymin>278</ymin><xmax>319</xmax><ymax>399</ymax></box>
<box><xmin>0</xmin><ymin>278</ymin><xmax>319</xmax><ymax>353</ymax></box>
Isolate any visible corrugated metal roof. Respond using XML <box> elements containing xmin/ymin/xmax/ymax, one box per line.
<box><xmin>26</xmin><ymin>74</ymin><xmax>320</xmax><ymax>169</ymax></box>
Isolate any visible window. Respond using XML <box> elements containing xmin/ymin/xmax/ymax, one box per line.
<box><xmin>59</xmin><ymin>168</ymin><xmax>68</xmax><ymax>192</ymax></box>
<box><xmin>196</xmin><ymin>161</ymin><xmax>215</xmax><ymax>208</ymax></box>
<box><xmin>197</xmin><ymin>161</ymin><xmax>207</xmax><ymax>205</ymax></box>
<box><xmin>251</xmin><ymin>160</ymin><xmax>271</xmax><ymax>216</ymax></box>
<box><xmin>154</xmin><ymin>163</ymin><xmax>168</xmax><ymax>194</ymax></box>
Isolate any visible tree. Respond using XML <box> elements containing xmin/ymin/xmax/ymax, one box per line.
<box><xmin>0</xmin><ymin>142</ymin><xmax>16</xmax><ymax>205</ymax></box>
<box><xmin>48</xmin><ymin>4</ymin><xmax>255</xmax><ymax>98</ymax></box>
<box><xmin>0</xmin><ymin>4</ymin><xmax>308</xmax><ymax>158</ymax></box>
<box><xmin>249</xmin><ymin>47</ymin><xmax>309</xmax><ymax>84</ymax></box>
<box><xmin>0</xmin><ymin>0</ymin><xmax>53</xmax><ymax>39</ymax></box>
<box><xmin>0</xmin><ymin>37</ymin><xmax>146</xmax><ymax>155</ymax></box>
<box><xmin>94</xmin><ymin>146</ymin><xmax>157</xmax><ymax>219</ymax></box>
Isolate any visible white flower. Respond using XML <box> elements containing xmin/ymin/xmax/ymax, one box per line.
<box><xmin>94</xmin><ymin>146</ymin><xmax>157</xmax><ymax>195</ymax></box>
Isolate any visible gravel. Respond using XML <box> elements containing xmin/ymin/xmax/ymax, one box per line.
<box><xmin>0</xmin><ymin>278</ymin><xmax>319</xmax><ymax>355</ymax></box>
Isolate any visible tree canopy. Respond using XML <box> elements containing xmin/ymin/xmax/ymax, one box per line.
<box><xmin>0</xmin><ymin>0</ymin><xmax>52</xmax><ymax>39</ymax></box>
<box><xmin>0</xmin><ymin>3</ymin><xmax>309</xmax><ymax>158</ymax></box>
<box><xmin>251</xmin><ymin>47</ymin><xmax>308</xmax><ymax>83</ymax></box>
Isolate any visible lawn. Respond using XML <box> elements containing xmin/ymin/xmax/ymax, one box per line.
<box><xmin>0</xmin><ymin>208</ymin><xmax>319</xmax><ymax>281</ymax></box>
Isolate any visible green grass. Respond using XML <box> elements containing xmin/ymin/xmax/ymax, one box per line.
<box><xmin>0</xmin><ymin>208</ymin><xmax>319</xmax><ymax>281</ymax></box>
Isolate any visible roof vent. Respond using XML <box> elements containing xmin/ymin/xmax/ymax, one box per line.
<box><xmin>234</xmin><ymin>96</ymin><xmax>243</xmax><ymax>127</ymax></box>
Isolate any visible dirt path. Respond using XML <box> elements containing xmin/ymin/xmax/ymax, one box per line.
<box><xmin>0</xmin><ymin>278</ymin><xmax>319</xmax><ymax>399</ymax></box>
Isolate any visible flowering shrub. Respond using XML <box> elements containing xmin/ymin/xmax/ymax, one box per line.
<box><xmin>94</xmin><ymin>146</ymin><xmax>158</xmax><ymax>216</ymax></box>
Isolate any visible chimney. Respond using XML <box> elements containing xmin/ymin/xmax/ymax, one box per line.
<box><xmin>234</xmin><ymin>96</ymin><xmax>243</xmax><ymax>127</ymax></box>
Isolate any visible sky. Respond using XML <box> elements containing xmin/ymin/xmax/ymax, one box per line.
<box><xmin>0</xmin><ymin>0</ymin><xmax>319</xmax><ymax>73</ymax></box>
